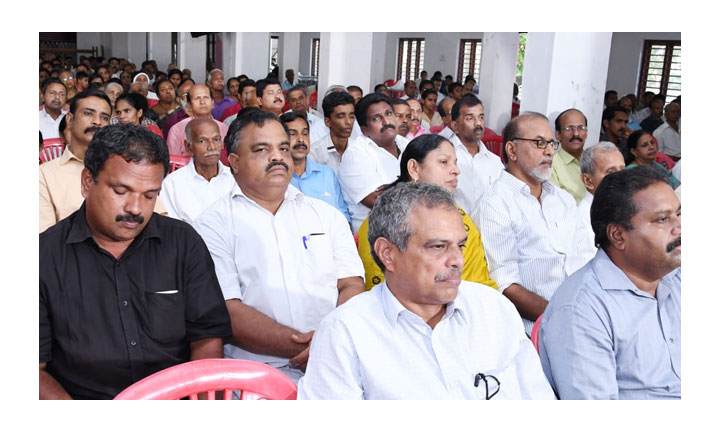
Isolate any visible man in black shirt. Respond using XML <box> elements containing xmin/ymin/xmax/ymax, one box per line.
<box><xmin>39</xmin><ymin>124</ymin><xmax>232</xmax><ymax>399</ymax></box>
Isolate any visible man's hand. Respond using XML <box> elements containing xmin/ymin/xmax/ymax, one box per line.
<box><xmin>288</xmin><ymin>330</ymin><xmax>315</xmax><ymax>372</ymax></box>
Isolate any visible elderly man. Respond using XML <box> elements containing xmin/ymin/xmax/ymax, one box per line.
<box><xmin>280</xmin><ymin>112</ymin><xmax>351</xmax><ymax>224</ymax></box>
<box><xmin>103</xmin><ymin>80</ymin><xmax>123</xmax><ymax>108</ymax></box>
<box><xmin>310</xmin><ymin>91</ymin><xmax>358</xmax><ymax>175</ymax></box>
<box><xmin>400</xmin><ymin>80</ymin><xmax>417</xmax><ymax>100</ymax></box>
<box><xmin>391</xmin><ymin>99</ymin><xmax>412</xmax><ymax>138</ymax></box>
<box><xmin>298</xmin><ymin>182</ymin><xmax>555</xmax><ymax>399</ymax></box>
<box><xmin>39</xmin><ymin>78</ymin><xmax>67</xmax><ymax>140</ymax></box>
<box><xmin>166</xmin><ymin>84</ymin><xmax>229</xmax><ymax>158</ymax></box>
<box><xmin>540</xmin><ymin>166</ymin><xmax>681</xmax><ymax>399</ymax></box>
<box><xmin>472</xmin><ymin>113</ymin><xmax>591</xmax><ymax>334</ymax></box>
<box><xmin>436</xmin><ymin>97</ymin><xmax>456</xmax><ymax>140</ymax></box>
<box><xmin>576</xmin><ymin>142</ymin><xmax>627</xmax><ymax>259</ymax></box>
<box><xmin>338</xmin><ymin>93</ymin><xmax>409</xmax><ymax>232</ymax></box>
<box><xmin>192</xmin><ymin>109</ymin><xmax>365</xmax><ymax>382</ymax></box>
<box><xmin>405</xmin><ymin>99</ymin><xmax>426</xmax><ymax>139</ymax></box>
<box><xmin>653</xmin><ymin>102</ymin><xmax>681</xmax><ymax>161</ymax></box>
<box><xmin>285</xmin><ymin>84</ymin><xmax>326</xmax><ymax>143</ymax></box>
<box><xmin>40</xmin><ymin>124</ymin><xmax>231</xmax><ymax>399</ymax></box>
<box><xmin>346</xmin><ymin>85</ymin><xmax>363</xmax><ymax>105</ymax></box>
<box><xmin>40</xmin><ymin>90</ymin><xmax>112</xmax><ymax>232</ymax></box>
<box><xmin>256</xmin><ymin>78</ymin><xmax>285</xmax><ymax>117</ymax></box>
<box><xmin>550</xmin><ymin>108</ymin><xmax>589</xmax><ymax>204</ymax></box>
<box><xmin>160</xmin><ymin>118</ymin><xmax>236</xmax><ymax>223</ymax></box>
<box><xmin>207</xmin><ymin>69</ymin><xmax>235</xmax><ymax>120</ymax></box>
<box><xmin>450</xmin><ymin>95</ymin><xmax>504</xmax><ymax>211</ymax></box>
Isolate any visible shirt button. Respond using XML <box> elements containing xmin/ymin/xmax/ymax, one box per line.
<box><xmin>130</xmin><ymin>340</ymin><xmax>137</xmax><ymax>346</ymax></box>
<box><xmin>669</xmin><ymin>338</ymin><xmax>674</xmax><ymax>343</ymax></box>
<box><xmin>121</xmin><ymin>300</ymin><xmax>128</xmax><ymax>307</ymax></box>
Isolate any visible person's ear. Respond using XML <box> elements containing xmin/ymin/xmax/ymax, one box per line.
<box><xmin>407</xmin><ymin>159</ymin><xmax>421</xmax><ymax>182</ymax></box>
<box><xmin>373</xmin><ymin>237</ymin><xmax>396</xmax><ymax>273</ymax></box>
<box><xmin>184</xmin><ymin>139</ymin><xmax>193</xmax><ymax>155</ymax></box>
<box><xmin>505</xmin><ymin>140</ymin><xmax>518</xmax><ymax>162</ymax></box>
<box><xmin>607</xmin><ymin>224</ymin><xmax>627</xmax><ymax>251</ymax></box>
<box><xmin>80</xmin><ymin>168</ymin><xmax>94</xmax><ymax>199</ymax></box>
<box><xmin>228</xmin><ymin>152</ymin><xmax>240</xmax><ymax>175</ymax></box>
<box><xmin>581</xmin><ymin>173</ymin><xmax>595</xmax><ymax>193</ymax></box>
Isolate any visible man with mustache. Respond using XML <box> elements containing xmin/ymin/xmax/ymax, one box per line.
<box><xmin>298</xmin><ymin>182</ymin><xmax>555</xmax><ymax>400</ymax></box>
<box><xmin>540</xmin><ymin>166</ymin><xmax>681</xmax><ymax>399</ymax></box>
<box><xmin>256</xmin><ymin>77</ymin><xmax>286</xmax><ymax>118</ymax></box>
<box><xmin>550</xmin><ymin>108</ymin><xmax>590</xmax><ymax>204</ymax></box>
<box><xmin>405</xmin><ymin>98</ymin><xmax>426</xmax><ymax>139</ymax></box>
<box><xmin>39</xmin><ymin>78</ymin><xmax>67</xmax><ymax>139</ymax></box>
<box><xmin>450</xmin><ymin>95</ymin><xmax>504</xmax><ymax>211</ymax></box>
<box><xmin>285</xmin><ymin>85</ymin><xmax>326</xmax><ymax>144</ymax></box>
<box><xmin>280</xmin><ymin>112</ymin><xmax>351</xmax><ymax>224</ymax></box>
<box><xmin>436</xmin><ymin>96</ymin><xmax>456</xmax><ymax>140</ymax></box>
<box><xmin>40</xmin><ymin>124</ymin><xmax>231</xmax><ymax>399</ymax></box>
<box><xmin>338</xmin><ymin>93</ymin><xmax>409</xmax><ymax>232</ymax></box>
<box><xmin>192</xmin><ymin>109</ymin><xmax>364</xmax><ymax>382</ymax></box>
<box><xmin>391</xmin><ymin>99</ymin><xmax>412</xmax><ymax>138</ymax></box>
<box><xmin>40</xmin><ymin>90</ymin><xmax>112</xmax><ymax>232</ymax></box>
<box><xmin>472</xmin><ymin>113</ymin><xmax>590</xmax><ymax>335</ymax></box>
<box><xmin>159</xmin><ymin>118</ymin><xmax>236</xmax><ymax>223</ymax></box>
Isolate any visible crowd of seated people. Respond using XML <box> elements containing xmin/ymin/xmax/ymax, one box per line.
<box><xmin>39</xmin><ymin>53</ymin><xmax>681</xmax><ymax>400</ymax></box>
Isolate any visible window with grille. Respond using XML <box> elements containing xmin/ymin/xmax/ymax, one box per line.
<box><xmin>458</xmin><ymin>39</ymin><xmax>482</xmax><ymax>83</ymax></box>
<box><xmin>638</xmin><ymin>40</ymin><xmax>681</xmax><ymax>102</ymax></box>
<box><xmin>269</xmin><ymin>36</ymin><xmax>279</xmax><ymax>73</ymax></box>
<box><xmin>396</xmin><ymin>38</ymin><xmax>425</xmax><ymax>82</ymax></box>
<box><xmin>311</xmin><ymin>38</ymin><xmax>320</xmax><ymax>77</ymax></box>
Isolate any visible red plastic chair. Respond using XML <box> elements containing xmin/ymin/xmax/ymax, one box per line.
<box><xmin>531</xmin><ymin>313</ymin><xmax>543</xmax><ymax>353</ymax></box>
<box><xmin>114</xmin><ymin>359</ymin><xmax>298</xmax><ymax>400</ymax></box>
<box><xmin>429</xmin><ymin>125</ymin><xmax>445</xmax><ymax>134</ymax></box>
<box><xmin>483</xmin><ymin>136</ymin><xmax>505</xmax><ymax>162</ymax></box>
<box><xmin>384</xmin><ymin>79</ymin><xmax>403</xmax><ymax>99</ymax></box>
<box><xmin>308</xmin><ymin>91</ymin><xmax>318</xmax><ymax>110</ymax></box>
<box><xmin>39</xmin><ymin>140</ymin><xmax>65</xmax><ymax>164</ymax></box>
<box><xmin>169</xmin><ymin>154</ymin><xmax>191</xmax><ymax>172</ymax></box>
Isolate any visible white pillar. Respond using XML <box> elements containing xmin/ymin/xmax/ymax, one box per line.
<box><xmin>317</xmin><ymin>32</ymin><xmax>374</xmax><ymax>115</ymax></box>
<box><xmin>177</xmin><ymin>32</ymin><xmax>206</xmax><ymax>83</ymax></box>
<box><xmin>148</xmin><ymin>32</ymin><xmax>172</xmax><ymax>73</ymax></box>
<box><xmin>279</xmin><ymin>32</ymin><xmax>301</xmax><ymax>83</ymax></box>
<box><xmin>521</xmin><ymin>32</ymin><xmax>613</xmax><ymax>146</ymax></box>
<box><xmin>477</xmin><ymin>32</ymin><xmax>520</xmax><ymax>133</ymax></box>
<box><xmin>127</xmin><ymin>32</ymin><xmax>147</xmax><ymax>66</ymax></box>
<box><xmin>369</xmin><ymin>33</ymin><xmax>387</xmax><ymax>89</ymax></box>
<box><xmin>222</xmin><ymin>32</ymin><xmax>270</xmax><ymax>81</ymax></box>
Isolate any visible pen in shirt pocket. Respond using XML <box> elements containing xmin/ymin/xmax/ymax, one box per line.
<box><xmin>302</xmin><ymin>232</ymin><xmax>325</xmax><ymax>249</ymax></box>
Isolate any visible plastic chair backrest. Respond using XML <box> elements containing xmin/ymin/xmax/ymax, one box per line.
<box><xmin>309</xmin><ymin>91</ymin><xmax>318</xmax><ymax>110</ymax></box>
<box><xmin>483</xmin><ymin>136</ymin><xmax>505</xmax><ymax>162</ymax></box>
<box><xmin>114</xmin><ymin>358</ymin><xmax>298</xmax><ymax>400</ymax></box>
<box><xmin>39</xmin><ymin>141</ymin><xmax>65</xmax><ymax>164</ymax></box>
<box><xmin>531</xmin><ymin>313</ymin><xmax>543</xmax><ymax>353</ymax></box>
<box><xmin>429</xmin><ymin>125</ymin><xmax>446</xmax><ymax>134</ymax></box>
<box><xmin>169</xmin><ymin>154</ymin><xmax>191</xmax><ymax>172</ymax></box>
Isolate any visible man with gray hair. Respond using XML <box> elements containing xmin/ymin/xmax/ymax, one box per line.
<box><xmin>159</xmin><ymin>117</ymin><xmax>236</xmax><ymax>223</ymax></box>
<box><xmin>298</xmin><ymin>181</ymin><xmax>555</xmax><ymax>399</ymax></box>
<box><xmin>207</xmin><ymin>69</ymin><xmax>235</xmax><ymax>120</ymax></box>
<box><xmin>192</xmin><ymin>109</ymin><xmax>364</xmax><ymax>383</ymax></box>
<box><xmin>472</xmin><ymin>113</ymin><xmax>592</xmax><ymax>335</ymax></box>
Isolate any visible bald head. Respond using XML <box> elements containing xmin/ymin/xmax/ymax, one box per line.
<box><xmin>185</xmin><ymin>117</ymin><xmax>220</xmax><ymax>143</ymax></box>
<box><xmin>188</xmin><ymin>84</ymin><xmax>213</xmax><ymax>117</ymax></box>
<box><xmin>439</xmin><ymin>97</ymin><xmax>456</xmax><ymax>127</ymax></box>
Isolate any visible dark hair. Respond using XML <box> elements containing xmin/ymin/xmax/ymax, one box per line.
<box><xmin>322</xmin><ymin>91</ymin><xmax>355</xmax><ymax>118</ymax></box>
<box><xmin>225</xmin><ymin>108</ymin><xmax>289</xmax><ymax>155</ymax></box>
<box><xmin>419</xmin><ymin>79</ymin><xmax>433</xmax><ymax>91</ymax></box>
<box><xmin>374</xmin><ymin>83</ymin><xmax>388</xmax><ymax>93</ymax></box>
<box><xmin>650</xmin><ymin>95</ymin><xmax>666</xmax><ymax>107</ymax></box>
<box><xmin>502</xmin><ymin>112</ymin><xmax>549</xmax><ymax>163</ymax></box>
<box><xmin>450</xmin><ymin>94</ymin><xmax>482</xmax><ymax>121</ymax></box>
<box><xmin>421</xmin><ymin>89</ymin><xmax>438</xmax><ymax>100</ymax></box>
<box><xmin>287</xmin><ymin>84</ymin><xmax>308</xmax><ymax>97</ymax></box>
<box><xmin>255</xmin><ymin>77</ymin><xmax>281</xmax><ymax>98</ymax></box>
<box><xmin>84</xmin><ymin>124</ymin><xmax>169</xmax><ymax>181</ymax></box>
<box><xmin>116</xmin><ymin>93</ymin><xmax>149</xmax><ymax>119</ymax></box>
<box><xmin>69</xmin><ymin>89</ymin><xmax>112</xmax><ymax>115</ymax></box>
<box><xmin>168</xmin><ymin>69</ymin><xmax>183</xmax><ymax>79</ymax></box>
<box><xmin>153</xmin><ymin>78</ymin><xmax>173</xmax><ymax>94</ymax></box>
<box><xmin>391</xmin><ymin>98</ymin><xmax>409</xmax><ymax>109</ymax></box>
<box><xmin>58</xmin><ymin>115</ymin><xmax>67</xmax><ymax>136</ymax></box>
<box><xmin>431</xmin><ymin>76</ymin><xmax>442</xmax><ymax>83</ymax></box>
<box><xmin>393</xmin><ymin>134</ymin><xmax>451</xmax><ymax>186</ymax></box>
<box><xmin>90</xmin><ymin>74</ymin><xmax>103</xmax><ymax>83</ymax></box>
<box><xmin>590</xmin><ymin>165</ymin><xmax>670</xmax><ymax>250</ymax></box>
<box><xmin>448</xmin><ymin>82</ymin><xmax>462</xmax><ymax>95</ymax></box>
<box><xmin>554</xmin><ymin>108</ymin><xmax>588</xmax><ymax>132</ymax></box>
<box><xmin>107</xmin><ymin>77</ymin><xmax>122</xmax><ymax>86</ymax></box>
<box><xmin>437</xmin><ymin>97</ymin><xmax>455</xmax><ymax>118</ymax></box>
<box><xmin>626</xmin><ymin>129</ymin><xmax>652</xmax><ymax>163</ymax></box>
<box><xmin>42</xmin><ymin>77</ymin><xmax>64</xmax><ymax>95</ymax></box>
<box><xmin>237</xmin><ymin>74</ymin><xmax>249</xmax><ymax>81</ymax></box>
<box><xmin>354</xmin><ymin>92</ymin><xmax>392</xmax><ymax>127</ymax></box>
<box><xmin>178</xmin><ymin>78</ymin><xmax>195</xmax><ymax>88</ymax></box>
<box><xmin>238</xmin><ymin>79</ymin><xmax>256</xmax><ymax>93</ymax></box>
<box><xmin>279</xmin><ymin>110</ymin><xmax>309</xmax><ymax>129</ymax></box>
<box><xmin>76</xmin><ymin>71</ymin><xmax>89</xmax><ymax>80</ymax></box>
<box><xmin>604</xmin><ymin>90</ymin><xmax>617</xmax><ymax>100</ymax></box>
<box><xmin>602</xmin><ymin>105</ymin><xmax>628</xmax><ymax>123</ymax></box>
<box><xmin>227</xmin><ymin>77</ymin><xmax>240</xmax><ymax>88</ymax></box>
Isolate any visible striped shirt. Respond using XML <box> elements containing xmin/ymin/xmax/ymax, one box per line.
<box><xmin>471</xmin><ymin>170</ymin><xmax>589</xmax><ymax>334</ymax></box>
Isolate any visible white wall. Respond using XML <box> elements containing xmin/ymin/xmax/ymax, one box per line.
<box><xmin>177</xmin><ymin>32</ymin><xmax>206</xmax><ymax>83</ymax></box>
<box><xmin>148</xmin><ymin>32</ymin><xmax>172</xmax><ymax>72</ymax></box>
<box><xmin>383</xmin><ymin>32</ymin><xmax>485</xmax><ymax>83</ymax></box>
<box><xmin>605</xmin><ymin>32</ymin><xmax>681</xmax><ymax>96</ymax></box>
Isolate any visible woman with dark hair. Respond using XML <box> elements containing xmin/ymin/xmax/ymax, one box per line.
<box><xmin>114</xmin><ymin>92</ymin><xmax>163</xmax><ymax>137</ymax></box>
<box><xmin>626</xmin><ymin>130</ymin><xmax>679</xmax><ymax>189</ymax></box>
<box><xmin>356</xmin><ymin>134</ymin><xmax>497</xmax><ymax>290</ymax></box>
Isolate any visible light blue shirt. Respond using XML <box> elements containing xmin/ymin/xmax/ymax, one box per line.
<box><xmin>291</xmin><ymin>157</ymin><xmax>352</xmax><ymax>224</ymax></box>
<box><xmin>539</xmin><ymin>248</ymin><xmax>681</xmax><ymax>399</ymax></box>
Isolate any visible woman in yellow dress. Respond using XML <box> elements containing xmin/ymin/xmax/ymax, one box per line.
<box><xmin>357</xmin><ymin>134</ymin><xmax>497</xmax><ymax>290</ymax></box>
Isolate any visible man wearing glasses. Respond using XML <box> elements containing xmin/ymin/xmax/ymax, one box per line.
<box><xmin>550</xmin><ymin>108</ymin><xmax>589</xmax><ymax>204</ymax></box>
<box><xmin>471</xmin><ymin>113</ymin><xmax>592</xmax><ymax>335</ymax></box>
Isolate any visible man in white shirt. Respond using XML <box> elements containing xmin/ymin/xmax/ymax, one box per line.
<box><xmin>160</xmin><ymin>118</ymin><xmax>236</xmax><ymax>223</ymax></box>
<box><xmin>400</xmin><ymin>80</ymin><xmax>418</xmax><ymax>100</ymax></box>
<box><xmin>192</xmin><ymin>110</ymin><xmax>365</xmax><ymax>382</ymax></box>
<box><xmin>298</xmin><ymin>182</ymin><xmax>555</xmax><ymax>400</ymax></box>
<box><xmin>576</xmin><ymin>142</ymin><xmax>627</xmax><ymax>259</ymax></box>
<box><xmin>450</xmin><ymin>95</ymin><xmax>504</xmax><ymax>211</ymax></box>
<box><xmin>285</xmin><ymin>85</ymin><xmax>326</xmax><ymax>144</ymax></box>
<box><xmin>653</xmin><ymin>102</ymin><xmax>681</xmax><ymax>160</ymax></box>
<box><xmin>39</xmin><ymin>78</ymin><xmax>67</xmax><ymax>140</ymax></box>
<box><xmin>472</xmin><ymin>113</ymin><xmax>590</xmax><ymax>334</ymax></box>
<box><xmin>437</xmin><ymin>97</ymin><xmax>456</xmax><ymax>140</ymax></box>
<box><xmin>309</xmin><ymin>91</ymin><xmax>358</xmax><ymax>175</ymax></box>
<box><xmin>338</xmin><ymin>93</ymin><xmax>409</xmax><ymax>232</ymax></box>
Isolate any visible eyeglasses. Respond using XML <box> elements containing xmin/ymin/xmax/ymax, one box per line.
<box><xmin>562</xmin><ymin>125</ymin><xmax>588</xmax><ymax>132</ymax></box>
<box><xmin>474</xmin><ymin>373</ymin><xmax>500</xmax><ymax>400</ymax></box>
<box><xmin>512</xmin><ymin>137</ymin><xmax>560</xmax><ymax>150</ymax></box>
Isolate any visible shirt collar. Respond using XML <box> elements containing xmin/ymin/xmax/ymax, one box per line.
<box><xmin>187</xmin><ymin>158</ymin><xmax>232</xmax><ymax>180</ymax></box>
<box><xmin>592</xmin><ymin>248</ymin><xmax>667</xmax><ymax>299</ymax></box>
<box><xmin>556</xmin><ymin>147</ymin><xmax>579</xmax><ymax>166</ymax></box>
<box><xmin>304</xmin><ymin>157</ymin><xmax>324</xmax><ymax>174</ymax></box>
<box><xmin>379</xmin><ymin>281</ymin><xmax>467</xmax><ymax>328</ymax></box>
<box><xmin>66</xmin><ymin>201</ymin><xmax>162</xmax><ymax>246</ymax></box>
<box><xmin>231</xmin><ymin>182</ymin><xmax>303</xmax><ymax>205</ymax></box>
<box><xmin>59</xmin><ymin>145</ymin><xmax>83</xmax><ymax>166</ymax></box>
<box><xmin>499</xmin><ymin>170</ymin><xmax>556</xmax><ymax>198</ymax></box>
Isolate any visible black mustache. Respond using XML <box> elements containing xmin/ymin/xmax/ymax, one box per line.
<box><xmin>666</xmin><ymin>237</ymin><xmax>681</xmax><ymax>253</ymax></box>
<box><xmin>474</xmin><ymin>126</ymin><xmax>484</xmax><ymax>134</ymax></box>
<box><xmin>380</xmin><ymin>124</ymin><xmax>396</xmax><ymax>133</ymax></box>
<box><xmin>292</xmin><ymin>143</ymin><xmax>307</xmax><ymax>150</ymax></box>
<box><xmin>265</xmin><ymin>161</ymin><xmax>289</xmax><ymax>172</ymax></box>
<box><xmin>84</xmin><ymin>126</ymin><xmax>101</xmax><ymax>134</ymax></box>
<box><xmin>115</xmin><ymin>213</ymin><xmax>144</xmax><ymax>224</ymax></box>
<box><xmin>570</xmin><ymin>136</ymin><xmax>583</xmax><ymax>142</ymax></box>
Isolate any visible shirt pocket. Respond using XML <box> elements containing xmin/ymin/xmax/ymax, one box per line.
<box><xmin>143</xmin><ymin>290</ymin><xmax>186</xmax><ymax>344</ymax></box>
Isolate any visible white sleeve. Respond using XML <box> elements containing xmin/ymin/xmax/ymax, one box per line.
<box><xmin>473</xmin><ymin>197</ymin><xmax>520</xmax><ymax>293</ymax></box>
<box><xmin>338</xmin><ymin>145</ymin><xmax>383</xmax><ymax>205</ymax></box>
<box><xmin>159</xmin><ymin>176</ymin><xmax>180</xmax><ymax>220</ymax></box>
<box><xmin>328</xmin><ymin>205</ymin><xmax>364</xmax><ymax>280</ymax></box>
